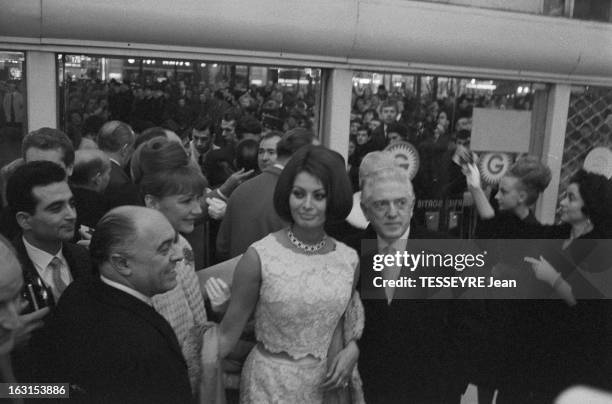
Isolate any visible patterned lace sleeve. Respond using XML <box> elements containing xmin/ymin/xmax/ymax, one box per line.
<box><xmin>343</xmin><ymin>291</ymin><xmax>364</xmax><ymax>343</ymax></box>
<box><xmin>181</xmin><ymin>244</ymin><xmax>208</xmax><ymax>324</ymax></box>
<box><xmin>339</xmin><ymin>242</ymin><xmax>364</xmax><ymax>342</ymax></box>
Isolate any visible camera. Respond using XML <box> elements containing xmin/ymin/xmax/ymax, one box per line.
<box><xmin>22</xmin><ymin>277</ymin><xmax>52</xmax><ymax>313</ymax></box>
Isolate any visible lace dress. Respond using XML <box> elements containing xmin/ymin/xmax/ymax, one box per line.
<box><xmin>152</xmin><ymin>234</ymin><xmax>208</xmax><ymax>394</ymax></box>
<box><xmin>240</xmin><ymin>233</ymin><xmax>358</xmax><ymax>403</ymax></box>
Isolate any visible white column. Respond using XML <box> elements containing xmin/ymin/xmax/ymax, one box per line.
<box><xmin>320</xmin><ymin>68</ymin><xmax>353</xmax><ymax>160</ymax></box>
<box><xmin>26</xmin><ymin>51</ymin><xmax>57</xmax><ymax>131</ymax></box>
<box><xmin>536</xmin><ymin>84</ymin><xmax>571</xmax><ymax>224</ymax></box>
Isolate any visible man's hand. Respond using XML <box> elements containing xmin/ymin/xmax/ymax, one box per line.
<box><xmin>204</xmin><ymin>277</ymin><xmax>231</xmax><ymax>313</ymax></box>
<box><xmin>218</xmin><ymin>168</ymin><xmax>255</xmax><ymax>197</ymax></box>
<box><xmin>206</xmin><ymin>197</ymin><xmax>227</xmax><ymax>220</ymax></box>
<box><xmin>524</xmin><ymin>256</ymin><xmax>561</xmax><ymax>286</ymax></box>
<box><xmin>14</xmin><ymin>304</ymin><xmax>50</xmax><ymax>348</ymax></box>
<box><xmin>76</xmin><ymin>225</ymin><xmax>93</xmax><ymax>248</ymax></box>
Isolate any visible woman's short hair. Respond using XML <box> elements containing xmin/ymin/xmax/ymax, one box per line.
<box><xmin>506</xmin><ymin>155</ymin><xmax>551</xmax><ymax>205</ymax></box>
<box><xmin>273</xmin><ymin>145</ymin><xmax>352</xmax><ymax>224</ymax></box>
<box><xmin>569</xmin><ymin>169</ymin><xmax>612</xmax><ymax>236</ymax></box>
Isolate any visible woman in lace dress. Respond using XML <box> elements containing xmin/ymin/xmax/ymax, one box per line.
<box><xmin>136</xmin><ymin>137</ymin><xmax>209</xmax><ymax>395</ymax></box>
<box><xmin>216</xmin><ymin>145</ymin><xmax>362</xmax><ymax>403</ymax></box>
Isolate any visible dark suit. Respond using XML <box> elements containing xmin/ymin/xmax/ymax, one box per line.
<box><xmin>11</xmin><ymin>237</ymin><xmax>93</xmax><ymax>382</ymax></box>
<box><xmin>71</xmin><ymin>186</ymin><xmax>110</xmax><ymax>230</ymax></box>
<box><xmin>216</xmin><ymin>166</ymin><xmax>287</xmax><ymax>260</ymax></box>
<box><xmin>202</xmin><ymin>144</ymin><xmax>236</xmax><ymax>188</ymax></box>
<box><xmin>370</xmin><ymin>125</ymin><xmax>388</xmax><ymax>151</ymax></box>
<box><xmin>104</xmin><ymin>161</ymin><xmax>141</xmax><ymax>209</ymax></box>
<box><xmin>344</xmin><ymin>225</ymin><xmax>465</xmax><ymax>404</ymax></box>
<box><xmin>33</xmin><ymin>277</ymin><xmax>192</xmax><ymax>404</ymax></box>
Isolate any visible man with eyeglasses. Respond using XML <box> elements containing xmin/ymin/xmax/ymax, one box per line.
<box><xmin>344</xmin><ymin>164</ymin><xmax>465</xmax><ymax>404</ymax></box>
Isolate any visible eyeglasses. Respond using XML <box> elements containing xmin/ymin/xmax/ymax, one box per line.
<box><xmin>369</xmin><ymin>198</ymin><xmax>411</xmax><ymax>214</ymax></box>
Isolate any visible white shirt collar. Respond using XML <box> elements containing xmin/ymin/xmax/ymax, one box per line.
<box><xmin>273</xmin><ymin>163</ymin><xmax>285</xmax><ymax>170</ymax></box>
<box><xmin>22</xmin><ymin>236</ymin><xmax>65</xmax><ymax>272</ymax></box>
<box><xmin>377</xmin><ymin>226</ymin><xmax>410</xmax><ymax>253</ymax></box>
<box><xmin>100</xmin><ymin>275</ymin><xmax>152</xmax><ymax>306</ymax></box>
<box><xmin>22</xmin><ymin>237</ymin><xmax>71</xmax><ymax>300</ymax></box>
<box><xmin>109</xmin><ymin>157</ymin><xmax>121</xmax><ymax>166</ymax></box>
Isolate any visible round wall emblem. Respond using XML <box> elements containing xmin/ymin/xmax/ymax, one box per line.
<box><xmin>478</xmin><ymin>152</ymin><xmax>512</xmax><ymax>185</ymax></box>
<box><xmin>384</xmin><ymin>141</ymin><xmax>420</xmax><ymax>180</ymax></box>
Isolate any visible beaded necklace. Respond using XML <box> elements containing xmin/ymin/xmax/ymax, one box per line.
<box><xmin>287</xmin><ymin>227</ymin><xmax>327</xmax><ymax>253</ymax></box>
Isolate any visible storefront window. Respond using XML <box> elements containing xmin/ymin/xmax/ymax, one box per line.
<box><xmin>0</xmin><ymin>51</ymin><xmax>26</xmax><ymax>168</ymax></box>
<box><xmin>559</xmin><ymin>85</ymin><xmax>612</xmax><ymax>219</ymax></box>
<box><xmin>348</xmin><ymin>71</ymin><xmax>545</xmax><ymax>237</ymax></box>
<box><xmin>572</xmin><ymin>0</ymin><xmax>612</xmax><ymax>22</ymax></box>
<box><xmin>57</xmin><ymin>54</ymin><xmax>322</xmax><ymax>147</ymax></box>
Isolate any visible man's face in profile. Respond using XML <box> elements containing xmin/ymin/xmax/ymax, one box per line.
<box><xmin>125</xmin><ymin>213</ymin><xmax>183</xmax><ymax>297</ymax></box>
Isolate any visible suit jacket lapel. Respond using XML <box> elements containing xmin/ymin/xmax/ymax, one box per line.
<box><xmin>13</xmin><ymin>236</ymin><xmax>37</xmax><ymax>282</ymax></box>
<box><xmin>95</xmin><ymin>280</ymin><xmax>185</xmax><ymax>362</ymax></box>
<box><xmin>13</xmin><ymin>236</ymin><xmax>56</xmax><ymax>307</ymax></box>
<box><xmin>110</xmin><ymin>161</ymin><xmax>130</xmax><ymax>185</ymax></box>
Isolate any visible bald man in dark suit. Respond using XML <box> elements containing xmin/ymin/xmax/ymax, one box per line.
<box><xmin>33</xmin><ymin>207</ymin><xmax>192</xmax><ymax>404</ymax></box>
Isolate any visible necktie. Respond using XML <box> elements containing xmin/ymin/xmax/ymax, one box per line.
<box><xmin>48</xmin><ymin>256</ymin><xmax>68</xmax><ymax>297</ymax></box>
<box><xmin>382</xmin><ymin>245</ymin><xmax>401</xmax><ymax>304</ymax></box>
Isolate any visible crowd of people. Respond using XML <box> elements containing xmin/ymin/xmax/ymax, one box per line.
<box><xmin>346</xmin><ymin>83</ymin><xmax>532</xmax><ymax>192</ymax></box>
<box><xmin>60</xmin><ymin>74</ymin><xmax>318</xmax><ymax>154</ymax></box>
<box><xmin>0</xmin><ymin>82</ymin><xmax>610</xmax><ymax>404</ymax></box>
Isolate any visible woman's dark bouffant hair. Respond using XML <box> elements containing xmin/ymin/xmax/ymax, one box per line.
<box><xmin>131</xmin><ymin>137</ymin><xmax>189</xmax><ymax>185</ymax></box>
<box><xmin>273</xmin><ymin>145</ymin><xmax>353</xmax><ymax>224</ymax></box>
<box><xmin>569</xmin><ymin>169</ymin><xmax>612</xmax><ymax>237</ymax></box>
<box><xmin>133</xmin><ymin>136</ymin><xmax>207</xmax><ymax>199</ymax></box>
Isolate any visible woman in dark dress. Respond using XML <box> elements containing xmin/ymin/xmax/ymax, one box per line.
<box><xmin>524</xmin><ymin>170</ymin><xmax>612</xmax><ymax>400</ymax></box>
<box><xmin>460</xmin><ymin>155</ymin><xmax>554</xmax><ymax>404</ymax></box>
